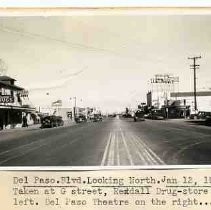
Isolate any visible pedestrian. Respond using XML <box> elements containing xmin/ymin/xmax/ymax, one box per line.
<box><xmin>22</xmin><ymin>115</ymin><xmax>28</xmax><ymax>127</ymax></box>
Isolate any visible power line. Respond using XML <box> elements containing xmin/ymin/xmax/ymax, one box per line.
<box><xmin>0</xmin><ymin>25</ymin><xmax>161</xmax><ymax>65</ymax></box>
<box><xmin>0</xmin><ymin>25</ymin><xmax>142</xmax><ymax>63</ymax></box>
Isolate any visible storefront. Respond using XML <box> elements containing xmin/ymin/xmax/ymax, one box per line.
<box><xmin>171</xmin><ymin>91</ymin><xmax>211</xmax><ymax>113</ymax></box>
<box><xmin>0</xmin><ymin>76</ymin><xmax>35</xmax><ymax>129</ymax></box>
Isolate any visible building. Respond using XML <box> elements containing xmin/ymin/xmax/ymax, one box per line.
<box><xmin>54</xmin><ymin>107</ymin><xmax>89</xmax><ymax>123</ymax></box>
<box><xmin>171</xmin><ymin>91</ymin><xmax>211</xmax><ymax>113</ymax></box>
<box><xmin>161</xmin><ymin>99</ymin><xmax>190</xmax><ymax>118</ymax></box>
<box><xmin>146</xmin><ymin>73</ymin><xmax>190</xmax><ymax>118</ymax></box>
<box><xmin>0</xmin><ymin>76</ymin><xmax>35</xmax><ymax>129</ymax></box>
<box><xmin>147</xmin><ymin>74</ymin><xmax>179</xmax><ymax>109</ymax></box>
<box><xmin>55</xmin><ymin>107</ymin><xmax>73</xmax><ymax>121</ymax></box>
<box><xmin>147</xmin><ymin>91</ymin><xmax>190</xmax><ymax>118</ymax></box>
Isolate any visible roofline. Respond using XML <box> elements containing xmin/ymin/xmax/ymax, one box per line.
<box><xmin>0</xmin><ymin>81</ymin><xmax>24</xmax><ymax>91</ymax></box>
<box><xmin>171</xmin><ymin>91</ymin><xmax>211</xmax><ymax>97</ymax></box>
<box><xmin>0</xmin><ymin>76</ymin><xmax>16</xmax><ymax>81</ymax></box>
<box><xmin>0</xmin><ymin>105</ymin><xmax>35</xmax><ymax>111</ymax></box>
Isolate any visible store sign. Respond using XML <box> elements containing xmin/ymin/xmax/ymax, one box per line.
<box><xmin>0</xmin><ymin>95</ymin><xmax>14</xmax><ymax>103</ymax></box>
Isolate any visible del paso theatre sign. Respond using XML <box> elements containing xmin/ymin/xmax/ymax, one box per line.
<box><xmin>0</xmin><ymin>95</ymin><xmax>14</xmax><ymax>103</ymax></box>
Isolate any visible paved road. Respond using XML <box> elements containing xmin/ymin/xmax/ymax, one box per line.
<box><xmin>0</xmin><ymin>117</ymin><xmax>211</xmax><ymax>166</ymax></box>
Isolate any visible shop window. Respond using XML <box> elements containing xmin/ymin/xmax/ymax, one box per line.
<box><xmin>2</xmin><ymin>88</ymin><xmax>11</xmax><ymax>95</ymax></box>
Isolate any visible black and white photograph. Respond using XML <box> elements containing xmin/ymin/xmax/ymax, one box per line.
<box><xmin>0</xmin><ymin>12</ymin><xmax>211</xmax><ymax>166</ymax></box>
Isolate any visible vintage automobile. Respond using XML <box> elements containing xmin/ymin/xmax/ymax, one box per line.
<box><xmin>150</xmin><ymin>109</ymin><xmax>165</xmax><ymax>120</ymax></box>
<box><xmin>192</xmin><ymin>111</ymin><xmax>211</xmax><ymax>120</ymax></box>
<box><xmin>92</xmin><ymin>114</ymin><xmax>103</xmax><ymax>122</ymax></box>
<box><xmin>144</xmin><ymin>109</ymin><xmax>165</xmax><ymax>120</ymax></box>
<box><xmin>75</xmin><ymin>115</ymin><xmax>87</xmax><ymax>123</ymax></box>
<box><xmin>133</xmin><ymin>109</ymin><xmax>145</xmax><ymax>122</ymax></box>
<box><xmin>41</xmin><ymin>115</ymin><xmax>64</xmax><ymax>128</ymax></box>
<box><xmin>205</xmin><ymin>116</ymin><xmax>211</xmax><ymax>126</ymax></box>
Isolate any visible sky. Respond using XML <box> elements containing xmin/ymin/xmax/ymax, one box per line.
<box><xmin>0</xmin><ymin>14</ymin><xmax>211</xmax><ymax>112</ymax></box>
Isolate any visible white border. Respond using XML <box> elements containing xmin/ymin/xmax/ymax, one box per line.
<box><xmin>2</xmin><ymin>165</ymin><xmax>211</xmax><ymax>171</ymax></box>
<box><xmin>0</xmin><ymin>0</ymin><xmax>211</xmax><ymax>8</ymax></box>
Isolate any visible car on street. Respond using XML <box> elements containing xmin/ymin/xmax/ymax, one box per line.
<box><xmin>205</xmin><ymin>116</ymin><xmax>211</xmax><ymax>126</ymax></box>
<box><xmin>193</xmin><ymin>111</ymin><xmax>211</xmax><ymax>120</ymax></box>
<box><xmin>151</xmin><ymin>109</ymin><xmax>165</xmax><ymax>120</ymax></box>
<box><xmin>145</xmin><ymin>109</ymin><xmax>165</xmax><ymax>120</ymax></box>
<box><xmin>133</xmin><ymin>109</ymin><xmax>145</xmax><ymax>122</ymax></box>
<box><xmin>75</xmin><ymin>115</ymin><xmax>87</xmax><ymax>123</ymax></box>
<box><xmin>91</xmin><ymin>114</ymin><xmax>103</xmax><ymax>122</ymax></box>
<box><xmin>122</xmin><ymin>113</ymin><xmax>133</xmax><ymax>118</ymax></box>
<box><xmin>41</xmin><ymin>115</ymin><xmax>64</xmax><ymax>128</ymax></box>
<box><xmin>108</xmin><ymin>114</ymin><xmax>117</xmax><ymax>118</ymax></box>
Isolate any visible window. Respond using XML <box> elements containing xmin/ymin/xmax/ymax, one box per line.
<box><xmin>1</xmin><ymin>88</ymin><xmax>11</xmax><ymax>95</ymax></box>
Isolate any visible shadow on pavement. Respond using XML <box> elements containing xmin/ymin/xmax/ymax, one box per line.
<box><xmin>185</xmin><ymin>120</ymin><xmax>211</xmax><ymax>127</ymax></box>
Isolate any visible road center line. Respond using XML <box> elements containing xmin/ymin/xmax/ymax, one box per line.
<box><xmin>120</xmin><ymin>128</ymin><xmax>134</xmax><ymax>166</ymax></box>
<box><xmin>134</xmin><ymin>134</ymin><xmax>165</xmax><ymax>165</ymax></box>
<box><xmin>129</xmin><ymin>134</ymin><xmax>149</xmax><ymax>165</ymax></box>
<box><xmin>132</xmin><ymin>134</ymin><xmax>157</xmax><ymax>164</ymax></box>
<box><xmin>101</xmin><ymin>132</ymin><xmax>112</xmax><ymax>166</ymax></box>
<box><xmin>116</xmin><ymin>132</ymin><xmax>120</xmax><ymax>166</ymax></box>
<box><xmin>107</xmin><ymin>132</ymin><xmax>115</xmax><ymax>166</ymax></box>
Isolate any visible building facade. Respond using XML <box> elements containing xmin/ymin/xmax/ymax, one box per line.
<box><xmin>0</xmin><ymin>76</ymin><xmax>35</xmax><ymax>129</ymax></box>
<box><xmin>171</xmin><ymin>91</ymin><xmax>211</xmax><ymax>113</ymax></box>
<box><xmin>148</xmin><ymin>74</ymin><xmax>179</xmax><ymax>109</ymax></box>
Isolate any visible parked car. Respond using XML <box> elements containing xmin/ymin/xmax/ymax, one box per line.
<box><xmin>122</xmin><ymin>113</ymin><xmax>133</xmax><ymax>118</ymax></box>
<box><xmin>41</xmin><ymin>115</ymin><xmax>64</xmax><ymax>128</ymax></box>
<box><xmin>149</xmin><ymin>109</ymin><xmax>165</xmax><ymax>120</ymax></box>
<box><xmin>75</xmin><ymin>115</ymin><xmax>87</xmax><ymax>123</ymax></box>
<box><xmin>205</xmin><ymin>116</ymin><xmax>211</xmax><ymax>126</ymax></box>
<box><xmin>133</xmin><ymin>110</ymin><xmax>145</xmax><ymax>122</ymax></box>
<box><xmin>108</xmin><ymin>114</ymin><xmax>117</xmax><ymax>118</ymax></box>
<box><xmin>195</xmin><ymin>111</ymin><xmax>211</xmax><ymax>120</ymax></box>
<box><xmin>92</xmin><ymin>114</ymin><xmax>103</xmax><ymax>122</ymax></box>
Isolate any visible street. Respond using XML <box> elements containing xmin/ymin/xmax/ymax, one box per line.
<box><xmin>0</xmin><ymin>117</ymin><xmax>211</xmax><ymax>166</ymax></box>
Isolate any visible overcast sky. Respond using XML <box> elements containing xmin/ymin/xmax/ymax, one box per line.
<box><xmin>0</xmin><ymin>15</ymin><xmax>211</xmax><ymax>112</ymax></box>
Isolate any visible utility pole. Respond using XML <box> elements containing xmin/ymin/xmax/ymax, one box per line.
<box><xmin>70</xmin><ymin>97</ymin><xmax>77</xmax><ymax>122</ymax></box>
<box><xmin>188</xmin><ymin>56</ymin><xmax>201</xmax><ymax>112</ymax></box>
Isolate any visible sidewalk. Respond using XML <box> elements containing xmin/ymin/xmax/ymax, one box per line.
<box><xmin>0</xmin><ymin>124</ymin><xmax>41</xmax><ymax>133</ymax></box>
<box><xmin>63</xmin><ymin>120</ymin><xmax>76</xmax><ymax>127</ymax></box>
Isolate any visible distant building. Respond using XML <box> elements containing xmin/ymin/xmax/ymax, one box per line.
<box><xmin>0</xmin><ymin>76</ymin><xmax>35</xmax><ymax>129</ymax></box>
<box><xmin>147</xmin><ymin>91</ymin><xmax>152</xmax><ymax>107</ymax></box>
<box><xmin>54</xmin><ymin>107</ymin><xmax>89</xmax><ymax>122</ymax></box>
<box><xmin>147</xmin><ymin>74</ymin><xmax>179</xmax><ymax>109</ymax></box>
<box><xmin>171</xmin><ymin>91</ymin><xmax>211</xmax><ymax>113</ymax></box>
<box><xmin>146</xmin><ymin>90</ymin><xmax>168</xmax><ymax>109</ymax></box>
<box><xmin>55</xmin><ymin>107</ymin><xmax>73</xmax><ymax>121</ymax></box>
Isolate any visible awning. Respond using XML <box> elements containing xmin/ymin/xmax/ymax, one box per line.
<box><xmin>0</xmin><ymin>105</ymin><xmax>35</xmax><ymax>112</ymax></box>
